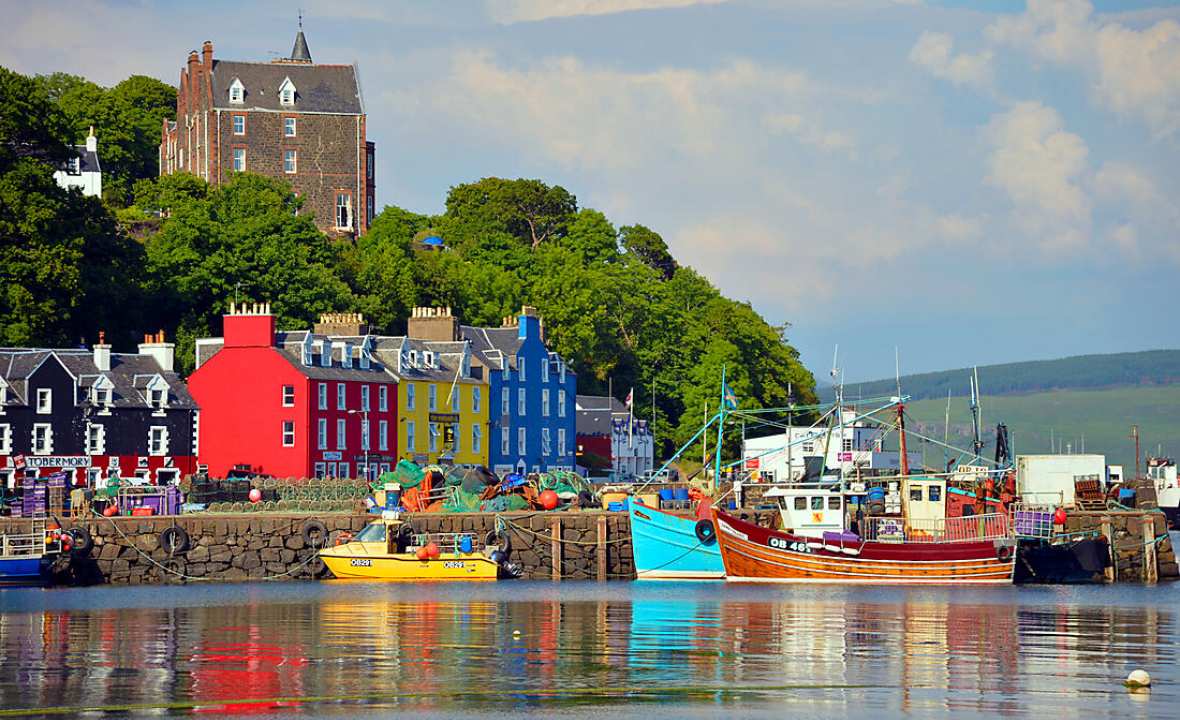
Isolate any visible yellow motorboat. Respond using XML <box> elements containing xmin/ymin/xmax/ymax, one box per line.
<box><xmin>319</xmin><ymin>514</ymin><xmax>511</xmax><ymax>581</ymax></box>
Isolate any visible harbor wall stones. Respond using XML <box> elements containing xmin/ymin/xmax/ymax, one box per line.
<box><xmin>0</xmin><ymin>509</ymin><xmax>782</xmax><ymax>585</ymax></box>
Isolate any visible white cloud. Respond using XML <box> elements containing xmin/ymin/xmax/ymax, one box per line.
<box><xmin>909</xmin><ymin>31</ymin><xmax>993</xmax><ymax>89</ymax></box>
<box><xmin>1094</xmin><ymin>162</ymin><xmax>1158</xmax><ymax>207</ymax></box>
<box><xmin>984</xmin><ymin>101</ymin><xmax>1090</xmax><ymax>249</ymax></box>
<box><xmin>987</xmin><ymin>0</ymin><xmax>1180</xmax><ymax>138</ymax></box>
<box><xmin>485</xmin><ymin>0</ymin><xmax>727</xmax><ymax>24</ymax></box>
<box><xmin>762</xmin><ymin>112</ymin><xmax>856</xmax><ymax>155</ymax></box>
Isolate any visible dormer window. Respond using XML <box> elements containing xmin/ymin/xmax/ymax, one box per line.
<box><xmin>408</xmin><ymin>350</ymin><xmax>419</xmax><ymax>367</ymax></box>
<box><xmin>229</xmin><ymin>78</ymin><xmax>245</xmax><ymax>104</ymax></box>
<box><xmin>342</xmin><ymin>344</ymin><xmax>353</xmax><ymax>369</ymax></box>
<box><xmin>91</xmin><ymin>385</ymin><xmax>113</xmax><ymax>410</ymax></box>
<box><xmin>150</xmin><ymin>388</ymin><xmax>166</xmax><ymax>409</ymax></box>
<box><xmin>423</xmin><ymin>351</ymin><xmax>435</xmax><ymax>368</ymax></box>
<box><xmin>359</xmin><ymin>351</ymin><xmax>370</xmax><ymax>370</ymax></box>
<box><xmin>279</xmin><ymin>78</ymin><xmax>296</xmax><ymax>106</ymax></box>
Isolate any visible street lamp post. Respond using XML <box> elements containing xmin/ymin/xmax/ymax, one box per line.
<box><xmin>347</xmin><ymin>408</ymin><xmax>370</xmax><ymax>480</ymax></box>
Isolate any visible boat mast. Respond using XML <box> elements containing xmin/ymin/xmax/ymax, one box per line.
<box><xmin>896</xmin><ymin>348</ymin><xmax>909</xmax><ymax>477</ymax></box>
<box><xmin>713</xmin><ymin>366</ymin><xmax>727</xmax><ymax>491</ymax></box>
<box><xmin>969</xmin><ymin>367</ymin><xmax>983</xmax><ymax>462</ymax></box>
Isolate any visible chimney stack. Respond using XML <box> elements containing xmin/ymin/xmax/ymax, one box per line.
<box><xmin>93</xmin><ymin>330</ymin><xmax>111</xmax><ymax>372</ymax></box>
<box><xmin>139</xmin><ymin>329</ymin><xmax>176</xmax><ymax>373</ymax></box>
<box><xmin>85</xmin><ymin>126</ymin><xmax>97</xmax><ymax>153</ymax></box>
<box><xmin>224</xmin><ymin>300</ymin><xmax>276</xmax><ymax>348</ymax></box>
<box><xmin>201</xmin><ymin>40</ymin><xmax>213</xmax><ymax>69</ymax></box>
<box><xmin>313</xmin><ymin>312</ymin><xmax>369</xmax><ymax>337</ymax></box>
<box><xmin>407</xmin><ymin>306</ymin><xmax>460</xmax><ymax>342</ymax></box>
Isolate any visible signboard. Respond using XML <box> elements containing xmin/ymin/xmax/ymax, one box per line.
<box><xmin>443</xmin><ymin>424</ymin><xmax>455</xmax><ymax>446</ymax></box>
<box><xmin>23</xmin><ymin>455</ymin><xmax>89</xmax><ymax>469</ymax></box>
<box><xmin>323</xmin><ymin>451</ymin><xmax>343</xmax><ymax>461</ymax></box>
<box><xmin>108</xmin><ymin>456</ymin><xmax>120</xmax><ymax>469</ymax></box>
<box><xmin>429</xmin><ymin>413</ymin><xmax>460</xmax><ymax>424</ymax></box>
<box><xmin>838</xmin><ymin>452</ymin><xmax>853</xmax><ymax>462</ymax></box>
<box><xmin>745</xmin><ymin>457</ymin><xmax>760</xmax><ymax>470</ymax></box>
<box><xmin>13</xmin><ymin>455</ymin><xmax>26</xmax><ymax>470</ymax></box>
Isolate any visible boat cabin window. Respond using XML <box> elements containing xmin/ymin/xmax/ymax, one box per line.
<box><xmin>794</xmin><ymin>497</ymin><xmax>806</xmax><ymax>511</ymax></box>
<box><xmin>355</xmin><ymin>524</ymin><xmax>388</xmax><ymax>543</ymax></box>
<box><xmin>928</xmin><ymin>486</ymin><xmax>941</xmax><ymax>502</ymax></box>
<box><xmin>909</xmin><ymin>486</ymin><xmax>923</xmax><ymax>502</ymax></box>
<box><xmin>811</xmin><ymin>496</ymin><xmax>824</xmax><ymax>511</ymax></box>
<box><xmin>828</xmin><ymin>496</ymin><xmax>841</xmax><ymax>510</ymax></box>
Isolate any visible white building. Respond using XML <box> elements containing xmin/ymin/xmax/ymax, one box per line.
<box><xmin>53</xmin><ymin>128</ymin><xmax>102</xmax><ymax>198</ymax></box>
<box><xmin>575</xmin><ymin>394</ymin><xmax>654</xmax><ymax>480</ymax></box>
<box><xmin>742</xmin><ymin>410</ymin><xmax>921</xmax><ymax>483</ymax></box>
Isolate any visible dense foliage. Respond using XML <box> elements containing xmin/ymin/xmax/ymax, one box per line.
<box><xmin>0</xmin><ymin>65</ymin><xmax>815</xmax><ymax>456</ymax></box>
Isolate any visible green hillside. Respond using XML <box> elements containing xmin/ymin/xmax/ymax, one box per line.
<box><xmin>830</xmin><ymin>349</ymin><xmax>1180</xmax><ymax>402</ymax></box>
<box><xmin>902</xmin><ymin>384</ymin><xmax>1180</xmax><ymax>473</ymax></box>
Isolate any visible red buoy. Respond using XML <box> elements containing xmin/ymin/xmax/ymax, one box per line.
<box><xmin>415</xmin><ymin>546</ymin><xmax>430</xmax><ymax>561</ymax></box>
<box><xmin>425</xmin><ymin>542</ymin><xmax>441</xmax><ymax>559</ymax></box>
<box><xmin>539</xmin><ymin>490</ymin><xmax>559</xmax><ymax>510</ymax></box>
<box><xmin>1054</xmin><ymin>508</ymin><xmax>1067</xmax><ymax>525</ymax></box>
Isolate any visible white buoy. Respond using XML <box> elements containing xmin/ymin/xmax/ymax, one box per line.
<box><xmin>1125</xmin><ymin>669</ymin><xmax>1151</xmax><ymax>688</ymax></box>
<box><xmin>513</xmin><ymin>629</ymin><xmax>522</xmax><ymax>637</ymax></box>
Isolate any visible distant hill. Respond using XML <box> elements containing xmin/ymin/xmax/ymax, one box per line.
<box><xmin>827</xmin><ymin>349</ymin><xmax>1180</xmax><ymax>403</ymax></box>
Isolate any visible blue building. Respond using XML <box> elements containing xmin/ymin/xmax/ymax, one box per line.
<box><xmin>462</xmin><ymin>306</ymin><xmax>577</xmax><ymax>475</ymax></box>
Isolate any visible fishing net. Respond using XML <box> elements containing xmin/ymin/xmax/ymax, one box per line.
<box><xmin>535</xmin><ymin>470</ymin><xmax>597</xmax><ymax>500</ymax></box>
<box><xmin>480</xmin><ymin>494</ymin><xmax>531</xmax><ymax>512</ymax></box>
<box><xmin>442</xmin><ymin>488</ymin><xmax>483</xmax><ymax>513</ymax></box>
<box><xmin>392</xmin><ymin>460</ymin><xmax>425</xmax><ymax>489</ymax></box>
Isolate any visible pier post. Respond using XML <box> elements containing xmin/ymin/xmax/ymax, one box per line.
<box><xmin>1101</xmin><ymin>518</ymin><xmax>1116</xmax><ymax>584</ymax></box>
<box><xmin>551</xmin><ymin>518</ymin><xmax>562</xmax><ymax>581</ymax></box>
<box><xmin>1142</xmin><ymin>515</ymin><xmax>1158</xmax><ymax>585</ymax></box>
<box><xmin>597</xmin><ymin>515</ymin><xmax>607</xmax><ymax>581</ymax></box>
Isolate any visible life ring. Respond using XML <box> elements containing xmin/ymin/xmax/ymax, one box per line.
<box><xmin>302</xmin><ymin>519</ymin><xmax>328</xmax><ymax>547</ymax></box>
<box><xmin>694</xmin><ymin>519</ymin><xmax>717</xmax><ymax>545</ymax></box>
<box><xmin>997</xmin><ymin>544</ymin><xmax>1014</xmax><ymax>563</ymax></box>
<box><xmin>485</xmin><ymin>529</ymin><xmax>512</xmax><ymax>555</ymax></box>
<box><xmin>160</xmin><ymin>526</ymin><xmax>191</xmax><ymax>555</ymax></box>
<box><xmin>67</xmin><ymin>527</ymin><xmax>93</xmax><ymax>557</ymax></box>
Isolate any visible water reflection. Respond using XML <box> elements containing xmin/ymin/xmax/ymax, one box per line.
<box><xmin>0</xmin><ymin>583</ymin><xmax>1174</xmax><ymax>718</ymax></box>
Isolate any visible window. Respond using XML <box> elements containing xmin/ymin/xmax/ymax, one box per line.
<box><xmin>501</xmin><ymin>387</ymin><xmax>509</xmax><ymax>416</ymax></box>
<box><xmin>279</xmin><ymin>78</ymin><xmax>296</xmax><ymax>106</ymax></box>
<box><xmin>501</xmin><ymin>427</ymin><xmax>510</xmax><ymax>456</ymax></box>
<box><xmin>0</xmin><ymin>424</ymin><xmax>11</xmax><ymax>454</ymax></box>
<box><xmin>367</xmin><ymin>196</ymin><xmax>374</xmax><ymax>225</ymax></box>
<box><xmin>542</xmin><ymin>428</ymin><xmax>551</xmax><ymax>455</ymax></box>
<box><xmin>282</xmin><ymin>385</ymin><xmax>295</xmax><ymax>407</ymax></box>
<box><xmin>407</xmin><ymin>421</ymin><xmax>416</xmax><ymax>452</ymax></box>
<box><xmin>841</xmin><ymin>438</ymin><xmax>853</xmax><ymax>453</ymax></box>
<box><xmin>909</xmin><ymin>487</ymin><xmax>923</xmax><ymax>502</ymax></box>
<box><xmin>928</xmin><ymin>485</ymin><xmax>942</xmax><ymax>502</ymax></box>
<box><xmin>828</xmin><ymin>496</ymin><xmax>842</xmax><ymax>510</ymax></box>
<box><xmin>229</xmin><ymin>79</ymin><xmax>244</xmax><ymax>103</ymax></box>
<box><xmin>336</xmin><ymin>418</ymin><xmax>346</xmax><ymax>450</ymax></box>
<box><xmin>518</xmin><ymin>356</ymin><xmax>526</xmax><ymax>382</ymax></box>
<box><xmin>452</xmin><ymin>423</ymin><xmax>460</xmax><ymax>453</ymax></box>
<box><xmin>335</xmin><ymin>192</ymin><xmax>352</xmax><ymax>230</ymax></box>
<box><xmin>379</xmin><ymin>420</ymin><xmax>389</xmax><ymax>451</ymax></box>
<box><xmin>560</xmin><ymin>362</ymin><xmax>566</xmax><ymax>383</ymax></box>
<box><xmin>320</xmin><ymin>344</ymin><xmax>330</xmax><ymax>367</ymax></box>
<box><xmin>318</xmin><ymin>418</ymin><xmax>328</xmax><ymax>450</ymax></box>
<box><xmin>233</xmin><ymin>115</ymin><xmax>245</xmax><ymax>135</ymax></box>
<box><xmin>448</xmin><ymin>385</ymin><xmax>457</xmax><ymax>410</ymax></box>
<box><xmin>558</xmin><ymin>428</ymin><xmax>566</xmax><ymax>456</ymax></box>
<box><xmin>794</xmin><ymin>497</ymin><xmax>807</xmax><ymax>511</ymax></box>
<box><xmin>148</xmin><ymin>426</ymin><xmax>168</xmax><ymax>456</ymax></box>
<box><xmin>284</xmin><ymin>150</ymin><xmax>297</xmax><ymax>174</ymax></box>
<box><xmin>801</xmin><ymin>441</ymin><xmax>815</xmax><ymax>453</ymax></box>
<box><xmin>314</xmin><ymin>462</ymin><xmax>326</xmax><ymax>478</ymax></box>
<box><xmin>472</xmin><ymin>387</ymin><xmax>481</xmax><ymax>413</ymax></box>
<box><xmin>542</xmin><ymin>388</ymin><xmax>550</xmax><ymax>417</ymax></box>
<box><xmin>810</xmin><ymin>496</ymin><xmax>824</xmax><ymax>511</ymax></box>
<box><xmin>361</xmin><ymin>385</ymin><xmax>370</xmax><ymax>411</ymax></box>
<box><xmin>86</xmin><ymin>423</ymin><xmax>106</xmax><ymax>455</ymax></box>
<box><xmin>36</xmin><ymin>389</ymin><xmax>52</xmax><ymax>414</ymax></box>
<box><xmin>150</xmin><ymin>388</ymin><xmax>167</xmax><ymax>410</ymax></box>
<box><xmin>472</xmin><ymin>425</ymin><xmax>482</xmax><ymax>454</ymax></box>
<box><xmin>542</xmin><ymin>359</ymin><xmax>549</xmax><ymax>383</ymax></box>
<box><xmin>518</xmin><ymin>388</ymin><xmax>526</xmax><ymax>416</ymax></box>
<box><xmin>338</xmin><ymin>462</ymin><xmax>349</xmax><ymax>479</ymax></box>
<box><xmin>428</xmin><ymin>385</ymin><xmax>437</xmax><ymax>411</ymax></box>
<box><xmin>378</xmin><ymin>385</ymin><xmax>388</xmax><ymax>412</ymax></box>
<box><xmin>342</xmin><ymin>345</ymin><xmax>352</xmax><ymax>369</ymax></box>
<box><xmin>361</xmin><ymin>420</ymin><xmax>370</xmax><ymax>451</ymax></box>
<box><xmin>337</xmin><ymin>383</ymin><xmax>346</xmax><ymax>410</ymax></box>
<box><xmin>282</xmin><ymin>421</ymin><xmax>295</xmax><ymax>447</ymax></box>
<box><xmin>233</xmin><ymin>148</ymin><xmax>245</xmax><ymax>172</ymax></box>
<box><xmin>318</xmin><ymin>383</ymin><xmax>328</xmax><ymax>410</ymax></box>
<box><xmin>92</xmin><ymin>386</ymin><xmax>112</xmax><ymax>408</ymax></box>
<box><xmin>558</xmin><ymin>390</ymin><xmax>566</xmax><ymax>418</ymax></box>
<box><xmin>429</xmin><ymin>423</ymin><xmax>439</xmax><ymax>453</ymax></box>
<box><xmin>406</xmin><ymin>383</ymin><xmax>416</xmax><ymax>410</ymax></box>
<box><xmin>32</xmin><ymin>424</ymin><xmax>52</xmax><ymax>454</ymax></box>
<box><xmin>518</xmin><ymin>427</ymin><xmax>527</xmax><ymax>455</ymax></box>
<box><xmin>284</xmin><ymin>117</ymin><xmax>297</xmax><ymax>137</ymax></box>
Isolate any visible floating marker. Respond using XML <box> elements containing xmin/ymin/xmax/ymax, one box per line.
<box><xmin>1125</xmin><ymin>669</ymin><xmax>1151</xmax><ymax>688</ymax></box>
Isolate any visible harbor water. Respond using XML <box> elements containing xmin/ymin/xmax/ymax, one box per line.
<box><xmin>1</xmin><ymin>581</ymin><xmax>1178</xmax><ymax>718</ymax></box>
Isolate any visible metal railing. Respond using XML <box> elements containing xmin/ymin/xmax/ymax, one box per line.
<box><xmin>862</xmin><ymin>513</ymin><xmax>1010</xmax><ymax>544</ymax></box>
<box><xmin>1009</xmin><ymin>503</ymin><xmax>1055</xmax><ymax>539</ymax></box>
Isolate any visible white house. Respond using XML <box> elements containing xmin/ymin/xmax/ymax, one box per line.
<box><xmin>53</xmin><ymin>128</ymin><xmax>102</xmax><ymax>198</ymax></box>
<box><xmin>742</xmin><ymin>410</ymin><xmax>921</xmax><ymax>483</ymax></box>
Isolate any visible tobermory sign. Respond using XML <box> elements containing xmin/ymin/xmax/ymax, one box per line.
<box><xmin>428</xmin><ymin>413</ymin><xmax>460</xmax><ymax>424</ymax></box>
<box><xmin>23</xmin><ymin>456</ymin><xmax>90</xmax><ymax>469</ymax></box>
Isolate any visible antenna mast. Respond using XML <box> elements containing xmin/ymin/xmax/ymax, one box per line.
<box><xmin>969</xmin><ymin>367</ymin><xmax>983</xmax><ymax>461</ymax></box>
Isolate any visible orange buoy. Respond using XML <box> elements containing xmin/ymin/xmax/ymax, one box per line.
<box><xmin>103</xmin><ymin>505</ymin><xmax>118</xmax><ymax>517</ymax></box>
<box><xmin>1054</xmin><ymin>508</ymin><xmax>1067</xmax><ymax>524</ymax></box>
<box><xmin>415</xmin><ymin>546</ymin><xmax>430</xmax><ymax>561</ymax></box>
<box><xmin>539</xmin><ymin>490</ymin><xmax>559</xmax><ymax>510</ymax></box>
<box><xmin>425</xmin><ymin>542</ymin><xmax>441</xmax><ymax>559</ymax></box>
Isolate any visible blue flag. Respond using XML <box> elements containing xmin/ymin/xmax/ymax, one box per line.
<box><xmin>722</xmin><ymin>382</ymin><xmax>738</xmax><ymax>410</ymax></box>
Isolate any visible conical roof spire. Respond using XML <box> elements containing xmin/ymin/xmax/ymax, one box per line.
<box><xmin>291</xmin><ymin>14</ymin><xmax>312</xmax><ymax>63</ymax></box>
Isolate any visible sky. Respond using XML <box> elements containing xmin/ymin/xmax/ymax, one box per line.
<box><xmin>3</xmin><ymin>0</ymin><xmax>1179</xmax><ymax>382</ymax></box>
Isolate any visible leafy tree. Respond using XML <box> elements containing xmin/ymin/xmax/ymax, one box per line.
<box><xmin>0</xmin><ymin>67</ymin><xmax>72</xmax><ymax>170</ymax></box>
<box><xmin>564</xmin><ymin>208</ymin><xmax>619</xmax><ymax>263</ymax></box>
<box><xmin>619</xmin><ymin>223</ymin><xmax>677</xmax><ymax>280</ymax></box>
<box><xmin>444</xmin><ymin>177</ymin><xmax>577</xmax><ymax>250</ymax></box>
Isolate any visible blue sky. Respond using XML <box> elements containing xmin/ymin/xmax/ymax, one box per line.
<box><xmin>4</xmin><ymin>0</ymin><xmax>1179</xmax><ymax>382</ymax></box>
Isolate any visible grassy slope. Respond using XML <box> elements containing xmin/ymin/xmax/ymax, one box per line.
<box><xmin>902</xmin><ymin>384</ymin><xmax>1180</xmax><ymax>472</ymax></box>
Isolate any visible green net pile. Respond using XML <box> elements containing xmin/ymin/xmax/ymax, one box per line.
<box><xmin>535</xmin><ymin>470</ymin><xmax>597</xmax><ymax>500</ymax></box>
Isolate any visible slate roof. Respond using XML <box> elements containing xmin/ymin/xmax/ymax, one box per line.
<box><xmin>195</xmin><ymin>333</ymin><xmax>392</xmax><ymax>383</ymax></box>
<box><xmin>460</xmin><ymin>325</ymin><xmax>522</xmax><ymax>371</ymax></box>
<box><xmin>212</xmin><ymin>59</ymin><xmax>362</xmax><ymax>114</ymax></box>
<box><xmin>575</xmin><ymin>394</ymin><xmax>628</xmax><ymax>436</ymax></box>
<box><xmin>0</xmin><ymin>348</ymin><xmax>195</xmax><ymax>409</ymax></box>
<box><xmin>58</xmin><ymin>145</ymin><xmax>100</xmax><ymax>175</ymax></box>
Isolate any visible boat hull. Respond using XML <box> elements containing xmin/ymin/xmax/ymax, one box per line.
<box><xmin>714</xmin><ymin>510</ymin><xmax>1014</xmax><ymax>585</ymax></box>
<box><xmin>0</xmin><ymin>556</ymin><xmax>49</xmax><ymax>586</ymax></box>
<box><xmin>629</xmin><ymin>503</ymin><xmax>724</xmax><ymax>580</ymax></box>
<box><xmin>319</xmin><ymin>544</ymin><xmax>499</xmax><ymax>581</ymax></box>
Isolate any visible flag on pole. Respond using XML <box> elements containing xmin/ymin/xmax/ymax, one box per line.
<box><xmin>625</xmin><ymin>388</ymin><xmax>633</xmax><ymax>408</ymax></box>
<box><xmin>627</xmin><ymin>388</ymin><xmax>634</xmax><ymax>447</ymax></box>
<box><xmin>722</xmin><ymin>382</ymin><xmax>738</xmax><ymax>410</ymax></box>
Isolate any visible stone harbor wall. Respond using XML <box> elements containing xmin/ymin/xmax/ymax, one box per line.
<box><xmin>0</xmin><ymin>509</ymin><xmax>781</xmax><ymax>585</ymax></box>
<box><xmin>1060</xmin><ymin>510</ymin><xmax>1178</xmax><ymax>583</ymax></box>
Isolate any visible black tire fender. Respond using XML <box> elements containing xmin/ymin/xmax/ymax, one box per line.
<box><xmin>997</xmin><ymin>544</ymin><xmax>1014</xmax><ymax>563</ymax></box>
<box><xmin>694</xmin><ymin>519</ymin><xmax>717</xmax><ymax>545</ymax></box>
<box><xmin>302</xmin><ymin>519</ymin><xmax>328</xmax><ymax>547</ymax></box>
<box><xmin>160</xmin><ymin>526</ymin><xmax>191</xmax><ymax>555</ymax></box>
<box><xmin>485</xmin><ymin>529</ymin><xmax>511</xmax><ymax>555</ymax></box>
<box><xmin>67</xmin><ymin>527</ymin><xmax>94</xmax><ymax>557</ymax></box>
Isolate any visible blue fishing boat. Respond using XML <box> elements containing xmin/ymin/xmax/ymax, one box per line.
<box><xmin>0</xmin><ymin>521</ymin><xmax>65</xmax><ymax>586</ymax></box>
<box><xmin>629</xmin><ymin>502</ymin><xmax>724</xmax><ymax>580</ymax></box>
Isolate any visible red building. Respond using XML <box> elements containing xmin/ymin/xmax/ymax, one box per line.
<box><xmin>188</xmin><ymin>304</ymin><xmax>397</xmax><ymax>480</ymax></box>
